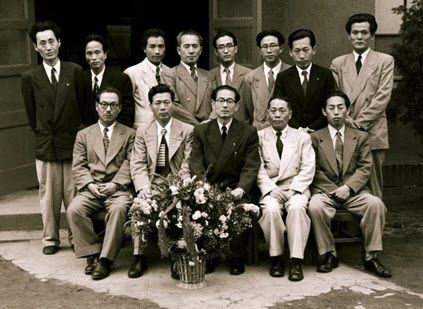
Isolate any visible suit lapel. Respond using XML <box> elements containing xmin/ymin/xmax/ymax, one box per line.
<box><xmin>232</xmin><ymin>64</ymin><xmax>245</xmax><ymax>90</ymax></box>
<box><xmin>214</xmin><ymin>119</ymin><xmax>241</xmax><ymax>177</ymax></box>
<box><xmin>253</xmin><ymin>65</ymin><xmax>270</xmax><ymax>108</ymax></box>
<box><xmin>196</xmin><ymin>69</ymin><xmax>207</xmax><ymax>111</ymax></box>
<box><xmin>278</xmin><ymin>127</ymin><xmax>296</xmax><ymax>178</ymax></box>
<box><xmin>342</xmin><ymin>127</ymin><xmax>357</xmax><ymax>175</ymax></box>
<box><xmin>169</xmin><ymin>119</ymin><xmax>183</xmax><ymax>159</ymax></box>
<box><xmin>88</xmin><ymin>124</ymin><xmax>106</xmax><ymax>164</ymax></box>
<box><xmin>262</xmin><ymin>127</ymin><xmax>280</xmax><ymax>169</ymax></box>
<box><xmin>206</xmin><ymin>120</ymin><xmax>224</xmax><ymax>160</ymax></box>
<box><xmin>177</xmin><ymin>64</ymin><xmax>197</xmax><ymax>96</ymax></box>
<box><xmin>34</xmin><ymin>65</ymin><xmax>56</xmax><ymax>107</ymax></box>
<box><xmin>288</xmin><ymin>67</ymin><xmax>305</xmax><ymax>105</ymax></box>
<box><xmin>341</xmin><ymin>54</ymin><xmax>358</xmax><ymax>97</ymax></box>
<box><xmin>304</xmin><ymin>65</ymin><xmax>319</xmax><ymax>107</ymax></box>
<box><xmin>319</xmin><ymin>128</ymin><xmax>339</xmax><ymax>175</ymax></box>
<box><xmin>350</xmin><ymin>49</ymin><xmax>377</xmax><ymax>104</ymax></box>
<box><xmin>105</xmin><ymin>123</ymin><xmax>126</xmax><ymax>166</ymax></box>
<box><xmin>145</xmin><ymin>121</ymin><xmax>158</xmax><ymax>170</ymax></box>
<box><xmin>141</xmin><ymin>59</ymin><xmax>158</xmax><ymax>88</ymax></box>
<box><xmin>54</xmin><ymin>62</ymin><xmax>73</xmax><ymax>121</ymax></box>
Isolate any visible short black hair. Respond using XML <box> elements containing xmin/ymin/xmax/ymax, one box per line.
<box><xmin>288</xmin><ymin>29</ymin><xmax>316</xmax><ymax>49</ymax></box>
<box><xmin>141</xmin><ymin>28</ymin><xmax>166</xmax><ymax>49</ymax></box>
<box><xmin>267</xmin><ymin>95</ymin><xmax>292</xmax><ymax>110</ymax></box>
<box><xmin>211</xmin><ymin>85</ymin><xmax>240</xmax><ymax>103</ymax></box>
<box><xmin>212</xmin><ymin>31</ymin><xmax>237</xmax><ymax>49</ymax></box>
<box><xmin>324</xmin><ymin>91</ymin><xmax>351</xmax><ymax>109</ymax></box>
<box><xmin>256</xmin><ymin>30</ymin><xmax>285</xmax><ymax>47</ymax></box>
<box><xmin>83</xmin><ymin>34</ymin><xmax>108</xmax><ymax>53</ymax></box>
<box><xmin>148</xmin><ymin>84</ymin><xmax>175</xmax><ymax>104</ymax></box>
<box><xmin>345</xmin><ymin>13</ymin><xmax>378</xmax><ymax>35</ymax></box>
<box><xmin>29</xmin><ymin>20</ymin><xmax>61</xmax><ymax>44</ymax></box>
<box><xmin>96</xmin><ymin>86</ymin><xmax>122</xmax><ymax>105</ymax></box>
<box><xmin>176</xmin><ymin>29</ymin><xmax>203</xmax><ymax>46</ymax></box>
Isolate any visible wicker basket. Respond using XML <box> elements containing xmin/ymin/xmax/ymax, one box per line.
<box><xmin>175</xmin><ymin>254</ymin><xmax>207</xmax><ymax>289</ymax></box>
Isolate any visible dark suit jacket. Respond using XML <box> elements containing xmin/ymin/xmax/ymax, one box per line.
<box><xmin>310</xmin><ymin>126</ymin><xmax>372</xmax><ymax>196</ymax></box>
<box><xmin>21</xmin><ymin>61</ymin><xmax>82</xmax><ymax>161</ymax></box>
<box><xmin>189</xmin><ymin>118</ymin><xmax>260</xmax><ymax>195</ymax></box>
<box><xmin>273</xmin><ymin>64</ymin><xmax>336</xmax><ymax>130</ymax></box>
<box><xmin>76</xmin><ymin>67</ymin><xmax>134</xmax><ymax>128</ymax></box>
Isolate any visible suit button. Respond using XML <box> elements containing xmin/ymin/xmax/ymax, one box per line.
<box><xmin>261</xmin><ymin>120</ymin><xmax>265</xmax><ymax>123</ymax></box>
<box><xmin>187</xmin><ymin>98</ymin><xmax>190</xmax><ymax>101</ymax></box>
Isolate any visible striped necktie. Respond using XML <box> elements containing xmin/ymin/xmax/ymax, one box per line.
<box><xmin>103</xmin><ymin>127</ymin><xmax>110</xmax><ymax>154</ymax></box>
<box><xmin>190</xmin><ymin>66</ymin><xmax>198</xmax><ymax>84</ymax></box>
<box><xmin>335</xmin><ymin>131</ymin><xmax>343</xmax><ymax>178</ymax></box>
<box><xmin>156</xmin><ymin>128</ymin><xmax>170</xmax><ymax>176</ymax></box>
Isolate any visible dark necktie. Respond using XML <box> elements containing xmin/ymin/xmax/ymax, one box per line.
<box><xmin>224</xmin><ymin>68</ymin><xmax>231</xmax><ymax>86</ymax></box>
<box><xmin>276</xmin><ymin>131</ymin><xmax>283</xmax><ymax>158</ymax></box>
<box><xmin>155</xmin><ymin>66</ymin><xmax>161</xmax><ymax>84</ymax></box>
<box><xmin>301</xmin><ymin>70</ymin><xmax>308</xmax><ymax>96</ymax></box>
<box><xmin>335</xmin><ymin>131</ymin><xmax>343</xmax><ymax>177</ymax></box>
<box><xmin>190</xmin><ymin>66</ymin><xmax>198</xmax><ymax>84</ymax></box>
<box><xmin>156</xmin><ymin>128</ymin><xmax>170</xmax><ymax>176</ymax></box>
<box><xmin>103</xmin><ymin>127</ymin><xmax>110</xmax><ymax>154</ymax></box>
<box><xmin>221</xmin><ymin>125</ymin><xmax>227</xmax><ymax>143</ymax></box>
<box><xmin>93</xmin><ymin>76</ymin><xmax>100</xmax><ymax>96</ymax></box>
<box><xmin>356</xmin><ymin>55</ymin><xmax>362</xmax><ymax>75</ymax></box>
<box><xmin>51</xmin><ymin>67</ymin><xmax>58</xmax><ymax>92</ymax></box>
<box><xmin>268</xmin><ymin>69</ymin><xmax>275</xmax><ymax>92</ymax></box>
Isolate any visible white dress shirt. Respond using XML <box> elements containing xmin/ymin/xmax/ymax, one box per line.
<box><xmin>98</xmin><ymin>120</ymin><xmax>116</xmax><ymax>140</ymax></box>
<box><xmin>43</xmin><ymin>60</ymin><xmax>61</xmax><ymax>83</ymax></box>
<box><xmin>264</xmin><ymin>60</ymin><xmax>282</xmax><ymax>87</ymax></box>
<box><xmin>217</xmin><ymin>118</ymin><xmax>233</xmax><ymax>135</ymax></box>
<box><xmin>328</xmin><ymin>124</ymin><xmax>345</xmax><ymax>150</ymax></box>
<box><xmin>353</xmin><ymin>48</ymin><xmax>370</xmax><ymax>65</ymax></box>
<box><xmin>220</xmin><ymin>62</ymin><xmax>235</xmax><ymax>85</ymax></box>
<box><xmin>156</xmin><ymin>118</ymin><xmax>173</xmax><ymax>151</ymax></box>
<box><xmin>91</xmin><ymin>66</ymin><xmax>106</xmax><ymax>90</ymax></box>
<box><xmin>271</xmin><ymin>125</ymin><xmax>288</xmax><ymax>145</ymax></box>
<box><xmin>296</xmin><ymin>63</ymin><xmax>312</xmax><ymax>84</ymax></box>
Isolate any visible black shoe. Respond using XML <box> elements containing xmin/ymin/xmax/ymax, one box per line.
<box><xmin>42</xmin><ymin>245</ymin><xmax>58</xmax><ymax>255</ymax></box>
<box><xmin>269</xmin><ymin>255</ymin><xmax>285</xmax><ymax>277</ymax></box>
<box><xmin>364</xmin><ymin>258</ymin><xmax>392</xmax><ymax>277</ymax></box>
<box><xmin>170</xmin><ymin>259</ymin><xmax>180</xmax><ymax>280</ymax></box>
<box><xmin>229</xmin><ymin>258</ymin><xmax>245</xmax><ymax>275</ymax></box>
<box><xmin>128</xmin><ymin>255</ymin><xmax>148</xmax><ymax>278</ymax></box>
<box><xmin>92</xmin><ymin>258</ymin><xmax>112</xmax><ymax>280</ymax></box>
<box><xmin>85</xmin><ymin>254</ymin><xmax>99</xmax><ymax>275</ymax></box>
<box><xmin>317</xmin><ymin>253</ymin><xmax>339</xmax><ymax>273</ymax></box>
<box><xmin>206</xmin><ymin>258</ymin><xmax>216</xmax><ymax>274</ymax></box>
<box><xmin>288</xmin><ymin>258</ymin><xmax>304</xmax><ymax>281</ymax></box>
<box><xmin>70</xmin><ymin>244</ymin><xmax>75</xmax><ymax>252</ymax></box>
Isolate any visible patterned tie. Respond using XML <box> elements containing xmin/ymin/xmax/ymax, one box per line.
<box><xmin>155</xmin><ymin>66</ymin><xmax>161</xmax><ymax>84</ymax></box>
<box><xmin>356</xmin><ymin>55</ymin><xmax>362</xmax><ymax>75</ymax></box>
<box><xmin>224</xmin><ymin>68</ymin><xmax>231</xmax><ymax>86</ymax></box>
<box><xmin>221</xmin><ymin>125</ymin><xmax>227</xmax><ymax>143</ymax></box>
<box><xmin>276</xmin><ymin>131</ymin><xmax>283</xmax><ymax>158</ymax></box>
<box><xmin>301</xmin><ymin>70</ymin><xmax>308</xmax><ymax>97</ymax></box>
<box><xmin>335</xmin><ymin>131</ymin><xmax>343</xmax><ymax>178</ymax></box>
<box><xmin>93</xmin><ymin>76</ymin><xmax>100</xmax><ymax>96</ymax></box>
<box><xmin>103</xmin><ymin>127</ymin><xmax>110</xmax><ymax>154</ymax></box>
<box><xmin>156</xmin><ymin>128</ymin><xmax>170</xmax><ymax>176</ymax></box>
<box><xmin>51</xmin><ymin>67</ymin><xmax>58</xmax><ymax>92</ymax></box>
<box><xmin>268</xmin><ymin>69</ymin><xmax>275</xmax><ymax>92</ymax></box>
<box><xmin>190</xmin><ymin>66</ymin><xmax>198</xmax><ymax>84</ymax></box>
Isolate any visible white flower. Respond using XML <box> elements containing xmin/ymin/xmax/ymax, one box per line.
<box><xmin>192</xmin><ymin>210</ymin><xmax>202</xmax><ymax>220</ymax></box>
<box><xmin>177</xmin><ymin>239</ymin><xmax>187</xmax><ymax>249</ymax></box>
<box><xmin>183</xmin><ymin>177</ymin><xmax>193</xmax><ymax>187</ymax></box>
<box><xmin>219</xmin><ymin>232</ymin><xmax>229</xmax><ymax>238</ymax></box>
<box><xmin>203</xmin><ymin>183</ymin><xmax>211</xmax><ymax>191</ymax></box>
<box><xmin>176</xmin><ymin>222</ymin><xmax>182</xmax><ymax>228</ymax></box>
<box><xmin>169</xmin><ymin>185</ymin><xmax>179</xmax><ymax>195</ymax></box>
<box><xmin>155</xmin><ymin>220</ymin><xmax>160</xmax><ymax>228</ymax></box>
<box><xmin>196</xmin><ymin>196</ymin><xmax>207</xmax><ymax>204</ymax></box>
<box><xmin>188</xmin><ymin>261</ymin><xmax>195</xmax><ymax>266</ymax></box>
<box><xmin>204</xmin><ymin>220</ymin><xmax>209</xmax><ymax>226</ymax></box>
<box><xmin>201</xmin><ymin>212</ymin><xmax>208</xmax><ymax>218</ymax></box>
<box><xmin>194</xmin><ymin>188</ymin><xmax>205</xmax><ymax>198</ymax></box>
<box><xmin>213</xmin><ymin>228</ymin><xmax>220</xmax><ymax>235</ymax></box>
<box><xmin>176</xmin><ymin>201</ymin><xmax>182</xmax><ymax>209</ymax></box>
<box><xmin>219</xmin><ymin>215</ymin><xmax>227</xmax><ymax>222</ymax></box>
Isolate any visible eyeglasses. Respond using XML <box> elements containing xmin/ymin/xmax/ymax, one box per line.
<box><xmin>216</xmin><ymin>43</ymin><xmax>235</xmax><ymax>51</ymax></box>
<box><xmin>97</xmin><ymin>102</ymin><xmax>120</xmax><ymax>110</ymax></box>
<box><xmin>215</xmin><ymin>98</ymin><xmax>236</xmax><ymax>105</ymax></box>
<box><xmin>260</xmin><ymin>44</ymin><xmax>280</xmax><ymax>51</ymax></box>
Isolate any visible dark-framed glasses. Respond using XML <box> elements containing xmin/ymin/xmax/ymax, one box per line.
<box><xmin>215</xmin><ymin>98</ymin><xmax>236</xmax><ymax>105</ymax></box>
<box><xmin>97</xmin><ymin>102</ymin><xmax>120</xmax><ymax>110</ymax></box>
<box><xmin>216</xmin><ymin>43</ymin><xmax>235</xmax><ymax>51</ymax></box>
<box><xmin>260</xmin><ymin>44</ymin><xmax>280</xmax><ymax>51</ymax></box>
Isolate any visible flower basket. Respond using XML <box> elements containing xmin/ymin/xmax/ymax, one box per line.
<box><xmin>175</xmin><ymin>254</ymin><xmax>207</xmax><ymax>289</ymax></box>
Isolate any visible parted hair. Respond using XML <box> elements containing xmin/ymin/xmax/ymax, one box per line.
<box><xmin>148</xmin><ymin>84</ymin><xmax>175</xmax><ymax>104</ymax></box>
<box><xmin>176</xmin><ymin>29</ymin><xmax>203</xmax><ymax>46</ymax></box>
<box><xmin>141</xmin><ymin>28</ymin><xmax>166</xmax><ymax>49</ymax></box>
<box><xmin>211</xmin><ymin>85</ymin><xmax>241</xmax><ymax>103</ymax></box>
<box><xmin>256</xmin><ymin>30</ymin><xmax>285</xmax><ymax>47</ymax></box>
<box><xmin>83</xmin><ymin>34</ymin><xmax>108</xmax><ymax>53</ymax></box>
<box><xmin>324</xmin><ymin>91</ymin><xmax>351</xmax><ymax>108</ymax></box>
<box><xmin>288</xmin><ymin>29</ymin><xmax>316</xmax><ymax>49</ymax></box>
<box><xmin>29</xmin><ymin>20</ymin><xmax>61</xmax><ymax>44</ymax></box>
<box><xmin>95</xmin><ymin>86</ymin><xmax>122</xmax><ymax>105</ymax></box>
<box><xmin>345</xmin><ymin>13</ymin><xmax>378</xmax><ymax>34</ymax></box>
<box><xmin>212</xmin><ymin>31</ymin><xmax>237</xmax><ymax>49</ymax></box>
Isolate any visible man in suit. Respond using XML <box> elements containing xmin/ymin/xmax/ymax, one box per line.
<box><xmin>273</xmin><ymin>29</ymin><xmax>336</xmax><ymax>133</ymax></box>
<box><xmin>67</xmin><ymin>87</ymin><xmax>135</xmax><ymax>280</ymax></box>
<box><xmin>308</xmin><ymin>91</ymin><xmax>391</xmax><ymax>278</ymax></box>
<box><xmin>76</xmin><ymin>34</ymin><xmax>134</xmax><ymax>128</ymax></box>
<box><xmin>238</xmin><ymin>30</ymin><xmax>290</xmax><ymax>130</ymax></box>
<box><xmin>21</xmin><ymin>21</ymin><xmax>82</xmax><ymax>255</ymax></box>
<box><xmin>129</xmin><ymin>84</ymin><xmax>193</xmax><ymax>278</ymax></box>
<box><xmin>257</xmin><ymin>95</ymin><xmax>315</xmax><ymax>281</ymax></box>
<box><xmin>162</xmin><ymin>29</ymin><xmax>213</xmax><ymax>126</ymax></box>
<box><xmin>210</xmin><ymin>31</ymin><xmax>251</xmax><ymax>93</ymax></box>
<box><xmin>190</xmin><ymin>85</ymin><xmax>260</xmax><ymax>275</ymax></box>
<box><xmin>331</xmin><ymin>14</ymin><xmax>394</xmax><ymax>199</ymax></box>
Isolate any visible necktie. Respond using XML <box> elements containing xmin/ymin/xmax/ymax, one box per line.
<box><xmin>155</xmin><ymin>66</ymin><xmax>161</xmax><ymax>84</ymax></box>
<box><xmin>156</xmin><ymin>129</ymin><xmax>170</xmax><ymax>176</ymax></box>
<box><xmin>221</xmin><ymin>125</ymin><xmax>227</xmax><ymax>143</ymax></box>
<box><xmin>190</xmin><ymin>66</ymin><xmax>198</xmax><ymax>84</ymax></box>
<box><xmin>224</xmin><ymin>68</ymin><xmax>231</xmax><ymax>86</ymax></box>
<box><xmin>93</xmin><ymin>76</ymin><xmax>100</xmax><ymax>96</ymax></box>
<box><xmin>268</xmin><ymin>69</ymin><xmax>275</xmax><ymax>92</ymax></box>
<box><xmin>335</xmin><ymin>131</ymin><xmax>343</xmax><ymax>177</ymax></box>
<box><xmin>276</xmin><ymin>131</ymin><xmax>283</xmax><ymax>158</ymax></box>
<box><xmin>103</xmin><ymin>127</ymin><xmax>110</xmax><ymax>154</ymax></box>
<box><xmin>301</xmin><ymin>70</ymin><xmax>308</xmax><ymax>96</ymax></box>
<box><xmin>51</xmin><ymin>67</ymin><xmax>58</xmax><ymax>91</ymax></box>
<box><xmin>356</xmin><ymin>55</ymin><xmax>362</xmax><ymax>75</ymax></box>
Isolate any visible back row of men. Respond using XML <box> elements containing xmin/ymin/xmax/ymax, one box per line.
<box><xmin>21</xmin><ymin>13</ymin><xmax>393</xmax><ymax>281</ymax></box>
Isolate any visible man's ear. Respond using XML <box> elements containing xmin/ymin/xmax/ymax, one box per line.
<box><xmin>322</xmin><ymin>108</ymin><xmax>327</xmax><ymax>117</ymax></box>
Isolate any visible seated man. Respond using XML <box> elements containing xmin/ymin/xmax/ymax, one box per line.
<box><xmin>257</xmin><ymin>95</ymin><xmax>315</xmax><ymax>281</ymax></box>
<box><xmin>309</xmin><ymin>91</ymin><xmax>391</xmax><ymax>277</ymax></box>
<box><xmin>189</xmin><ymin>85</ymin><xmax>260</xmax><ymax>275</ymax></box>
<box><xmin>68</xmin><ymin>87</ymin><xmax>135</xmax><ymax>280</ymax></box>
<box><xmin>129</xmin><ymin>84</ymin><xmax>194</xmax><ymax>278</ymax></box>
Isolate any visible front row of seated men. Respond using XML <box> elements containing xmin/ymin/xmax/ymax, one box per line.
<box><xmin>67</xmin><ymin>83</ymin><xmax>391</xmax><ymax>281</ymax></box>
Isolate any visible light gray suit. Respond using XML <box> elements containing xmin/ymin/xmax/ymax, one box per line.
<box><xmin>210</xmin><ymin>63</ymin><xmax>251</xmax><ymax>92</ymax></box>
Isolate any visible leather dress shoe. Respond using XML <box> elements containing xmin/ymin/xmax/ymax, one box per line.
<box><xmin>42</xmin><ymin>245</ymin><xmax>58</xmax><ymax>255</ymax></box>
<box><xmin>92</xmin><ymin>258</ymin><xmax>112</xmax><ymax>280</ymax></box>
<box><xmin>206</xmin><ymin>258</ymin><xmax>217</xmax><ymax>274</ymax></box>
<box><xmin>317</xmin><ymin>253</ymin><xmax>339</xmax><ymax>273</ymax></box>
<box><xmin>170</xmin><ymin>259</ymin><xmax>180</xmax><ymax>280</ymax></box>
<box><xmin>288</xmin><ymin>258</ymin><xmax>304</xmax><ymax>281</ymax></box>
<box><xmin>364</xmin><ymin>258</ymin><xmax>392</xmax><ymax>277</ymax></box>
<box><xmin>269</xmin><ymin>256</ymin><xmax>285</xmax><ymax>277</ymax></box>
<box><xmin>85</xmin><ymin>254</ymin><xmax>99</xmax><ymax>275</ymax></box>
<box><xmin>128</xmin><ymin>255</ymin><xmax>148</xmax><ymax>278</ymax></box>
<box><xmin>229</xmin><ymin>258</ymin><xmax>245</xmax><ymax>275</ymax></box>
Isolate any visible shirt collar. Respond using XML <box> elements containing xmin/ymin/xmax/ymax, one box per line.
<box><xmin>146</xmin><ymin>58</ymin><xmax>161</xmax><ymax>73</ymax></box>
<box><xmin>98</xmin><ymin>120</ymin><xmax>116</xmax><ymax>134</ymax></box>
<box><xmin>353</xmin><ymin>48</ymin><xmax>370</xmax><ymax>63</ymax></box>
<box><xmin>272</xmin><ymin>125</ymin><xmax>289</xmax><ymax>138</ymax></box>
<box><xmin>217</xmin><ymin>118</ymin><xmax>233</xmax><ymax>132</ymax></box>
<box><xmin>220</xmin><ymin>62</ymin><xmax>235</xmax><ymax>75</ymax></box>
<box><xmin>156</xmin><ymin>118</ymin><xmax>173</xmax><ymax>134</ymax></box>
<box><xmin>263</xmin><ymin>60</ymin><xmax>282</xmax><ymax>77</ymax></box>
<box><xmin>43</xmin><ymin>60</ymin><xmax>61</xmax><ymax>78</ymax></box>
<box><xmin>180</xmin><ymin>61</ymin><xmax>196</xmax><ymax>73</ymax></box>
<box><xmin>91</xmin><ymin>65</ymin><xmax>105</xmax><ymax>81</ymax></box>
<box><xmin>296</xmin><ymin>63</ymin><xmax>312</xmax><ymax>77</ymax></box>
<box><xmin>328</xmin><ymin>124</ymin><xmax>345</xmax><ymax>140</ymax></box>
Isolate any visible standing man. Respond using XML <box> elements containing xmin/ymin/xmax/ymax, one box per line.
<box><xmin>238</xmin><ymin>30</ymin><xmax>290</xmax><ymax>130</ymax></box>
<box><xmin>257</xmin><ymin>95</ymin><xmax>315</xmax><ymax>281</ymax></box>
<box><xmin>163</xmin><ymin>29</ymin><xmax>213</xmax><ymax>126</ymax></box>
<box><xmin>77</xmin><ymin>34</ymin><xmax>134</xmax><ymax>128</ymax></box>
<box><xmin>21</xmin><ymin>21</ymin><xmax>82</xmax><ymax>255</ymax></box>
<box><xmin>210</xmin><ymin>31</ymin><xmax>251</xmax><ymax>93</ymax></box>
<box><xmin>331</xmin><ymin>14</ymin><xmax>394</xmax><ymax>199</ymax></box>
<box><xmin>309</xmin><ymin>91</ymin><xmax>391</xmax><ymax>278</ymax></box>
<box><xmin>189</xmin><ymin>85</ymin><xmax>260</xmax><ymax>275</ymax></box>
<box><xmin>130</xmin><ymin>84</ymin><xmax>193</xmax><ymax>279</ymax></box>
<box><xmin>68</xmin><ymin>87</ymin><xmax>135</xmax><ymax>280</ymax></box>
<box><xmin>273</xmin><ymin>29</ymin><xmax>336</xmax><ymax>132</ymax></box>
